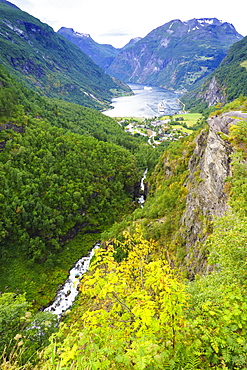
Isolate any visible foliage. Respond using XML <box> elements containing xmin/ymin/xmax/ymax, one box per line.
<box><xmin>186</xmin><ymin>213</ymin><xmax>247</xmax><ymax>369</ymax></box>
<box><xmin>0</xmin><ymin>64</ymin><xmax>158</xmax><ymax>171</ymax></box>
<box><xmin>102</xmin><ymin>131</ymin><xmax>198</xmax><ymax>259</ymax></box>
<box><xmin>0</xmin><ymin>63</ymin><xmax>149</xmax><ymax>306</ymax></box>
<box><xmin>41</xmin><ymin>226</ymin><xmax>188</xmax><ymax>370</ymax></box>
<box><xmin>0</xmin><ymin>293</ymin><xmax>58</xmax><ymax>366</ymax></box>
<box><xmin>226</xmin><ymin>111</ymin><xmax>247</xmax><ymax>216</ymax></box>
<box><xmin>39</xmin><ymin>216</ymin><xmax>247</xmax><ymax>369</ymax></box>
<box><xmin>0</xmin><ymin>118</ymin><xmax>139</xmax><ymax>264</ymax></box>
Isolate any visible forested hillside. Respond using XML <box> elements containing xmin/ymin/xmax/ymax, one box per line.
<box><xmin>0</xmin><ymin>65</ymin><xmax>157</xmax><ymax>168</ymax></box>
<box><xmin>181</xmin><ymin>36</ymin><xmax>247</xmax><ymax>112</ymax></box>
<box><xmin>0</xmin><ymin>1</ymin><xmax>131</xmax><ymax>110</ymax></box>
<box><xmin>0</xmin><ymin>62</ymin><xmax>161</xmax><ymax>313</ymax></box>
<box><xmin>2</xmin><ymin>4</ymin><xmax>247</xmax><ymax>368</ymax></box>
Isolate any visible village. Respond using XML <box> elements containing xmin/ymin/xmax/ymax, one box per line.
<box><xmin>118</xmin><ymin>113</ymin><xmax>203</xmax><ymax>147</ymax></box>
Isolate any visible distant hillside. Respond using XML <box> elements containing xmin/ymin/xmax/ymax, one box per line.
<box><xmin>57</xmin><ymin>28</ymin><xmax>142</xmax><ymax>70</ymax></box>
<box><xmin>57</xmin><ymin>27</ymin><xmax>120</xmax><ymax>70</ymax></box>
<box><xmin>0</xmin><ymin>2</ymin><xmax>131</xmax><ymax>110</ymax></box>
<box><xmin>181</xmin><ymin>36</ymin><xmax>247</xmax><ymax>112</ymax></box>
<box><xmin>106</xmin><ymin>18</ymin><xmax>243</xmax><ymax>92</ymax></box>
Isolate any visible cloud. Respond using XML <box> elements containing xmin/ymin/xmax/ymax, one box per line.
<box><xmin>100</xmin><ymin>29</ymin><xmax>133</xmax><ymax>38</ymax></box>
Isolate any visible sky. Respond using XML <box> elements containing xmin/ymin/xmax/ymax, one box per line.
<box><xmin>11</xmin><ymin>0</ymin><xmax>247</xmax><ymax>48</ymax></box>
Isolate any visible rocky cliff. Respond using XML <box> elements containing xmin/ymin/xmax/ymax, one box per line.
<box><xmin>181</xmin><ymin>111</ymin><xmax>247</xmax><ymax>276</ymax></box>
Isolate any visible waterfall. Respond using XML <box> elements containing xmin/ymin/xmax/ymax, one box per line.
<box><xmin>138</xmin><ymin>168</ymin><xmax>148</xmax><ymax>208</ymax></box>
<box><xmin>44</xmin><ymin>243</ymin><xmax>99</xmax><ymax>318</ymax></box>
<box><xmin>44</xmin><ymin>170</ymin><xmax>148</xmax><ymax>318</ymax></box>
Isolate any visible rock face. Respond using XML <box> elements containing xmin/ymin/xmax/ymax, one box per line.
<box><xmin>197</xmin><ymin>76</ymin><xmax>226</xmax><ymax>107</ymax></box>
<box><xmin>106</xmin><ymin>18</ymin><xmax>242</xmax><ymax>92</ymax></box>
<box><xmin>208</xmin><ymin>111</ymin><xmax>247</xmax><ymax>134</ymax></box>
<box><xmin>181</xmin><ymin>115</ymin><xmax>234</xmax><ymax>275</ymax></box>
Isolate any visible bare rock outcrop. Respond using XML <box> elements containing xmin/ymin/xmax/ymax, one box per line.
<box><xmin>208</xmin><ymin>111</ymin><xmax>247</xmax><ymax>134</ymax></box>
<box><xmin>181</xmin><ymin>115</ymin><xmax>235</xmax><ymax>276</ymax></box>
<box><xmin>197</xmin><ymin>76</ymin><xmax>226</xmax><ymax>107</ymax></box>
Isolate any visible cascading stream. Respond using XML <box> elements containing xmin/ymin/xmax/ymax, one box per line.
<box><xmin>44</xmin><ymin>243</ymin><xmax>99</xmax><ymax>318</ymax></box>
<box><xmin>44</xmin><ymin>170</ymin><xmax>148</xmax><ymax>318</ymax></box>
<box><xmin>138</xmin><ymin>168</ymin><xmax>148</xmax><ymax>208</ymax></box>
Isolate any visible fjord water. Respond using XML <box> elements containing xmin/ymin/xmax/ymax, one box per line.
<box><xmin>103</xmin><ymin>83</ymin><xmax>181</xmax><ymax>118</ymax></box>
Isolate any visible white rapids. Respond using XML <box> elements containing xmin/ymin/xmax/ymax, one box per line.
<box><xmin>44</xmin><ymin>244</ymin><xmax>99</xmax><ymax>318</ymax></box>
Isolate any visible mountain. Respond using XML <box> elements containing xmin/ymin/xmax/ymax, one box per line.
<box><xmin>0</xmin><ymin>2</ymin><xmax>131</xmax><ymax>110</ymax></box>
<box><xmin>106</xmin><ymin>18</ymin><xmax>243</xmax><ymax>92</ymax></box>
<box><xmin>57</xmin><ymin>28</ymin><xmax>142</xmax><ymax>69</ymax></box>
<box><xmin>57</xmin><ymin>27</ymin><xmax>120</xmax><ymax>70</ymax></box>
<box><xmin>121</xmin><ymin>37</ymin><xmax>142</xmax><ymax>50</ymax></box>
<box><xmin>181</xmin><ymin>36</ymin><xmax>247</xmax><ymax>111</ymax></box>
<box><xmin>2</xmin><ymin>40</ymin><xmax>247</xmax><ymax>366</ymax></box>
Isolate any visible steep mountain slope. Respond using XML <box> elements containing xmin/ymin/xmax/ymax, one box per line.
<box><xmin>57</xmin><ymin>27</ymin><xmax>120</xmax><ymax>70</ymax></box>
<box><xmin>0</xmin><ymin>2</ymin><xmax>131</xmax><ymax>110</ymax></box>
<box><xmin>106</xmin><ymin>18</ymin><xmax>242</xmax><ymax>92</ymax></box>
<box><xmin>181</xmin><ymin>36</ymin><xmax>247</xmax><ymax>111</ymax></box>
<box><xmin>57</xmin><ymin>27</ymin><xmax>142</xmax><ymax>70</ymax></box>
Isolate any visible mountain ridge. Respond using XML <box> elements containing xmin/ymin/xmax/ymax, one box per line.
<box><xmin>0</xmin><ymin>2</ymin><xmax>131</xmax><ymax>110</ymax></box>
<box><xmin>57</xmin><ymin>27</ymin><xmax>120</xmax><ymax>70</ymax></box>
<box><xmin>106</xmin><ymin>18</ymin><xmax>242</xmax><ymax>92</ymax></box>
<box><xmin>57</xmin><ymin>27</ymin><xmax>142</xmax><ymax>70</ymax></box>
<box><xmin>0</xmin><ymin>0</ymin><xmax>19</xmax><ymax>9</ymax></box>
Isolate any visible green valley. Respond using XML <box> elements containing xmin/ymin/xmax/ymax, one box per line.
<box><xmin>2</xmin><ymin>2</ymin><xmax>247</xmax><ymax>370</ymax></box>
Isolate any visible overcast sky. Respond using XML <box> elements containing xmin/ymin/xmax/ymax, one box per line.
<box><xmin>11</xmin><ymin>0</ymin><xmax>247</xmax><ymax>48</ymax></box>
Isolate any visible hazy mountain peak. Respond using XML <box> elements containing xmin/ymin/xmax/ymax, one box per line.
<box><xmin>58</xmin><ymin>27</ymin><xmax>120</xmax><ymax>69</ymax></box>
<box><xmin>58</xmin><ymin>27</ymin><xmax>91</xmax><ymax>39</ymax></box>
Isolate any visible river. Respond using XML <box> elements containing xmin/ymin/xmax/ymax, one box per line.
<box><xmin>103</xmin><ymin>83</ymin><xmax>181</xmax><ymax>118</ymax></box>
